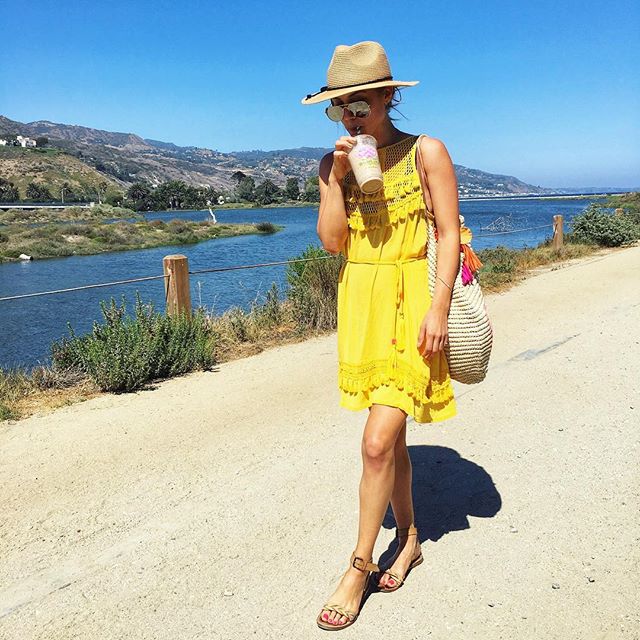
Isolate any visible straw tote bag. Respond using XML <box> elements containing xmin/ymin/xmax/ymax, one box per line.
<box><xmin>415</xmin><ymin>135</ymin><xmax>493</xmax><ymax>384</ymax></box>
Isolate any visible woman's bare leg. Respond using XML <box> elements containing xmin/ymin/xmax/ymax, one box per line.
<box><xmin>378</xmin><ymin>421</ymin><xmax>422</xmax><ymax>588</ymax></box>
<box><xmin>319</xmin><ymin>404</ymin><xmax>407</xmax><ymax>626</ymax></box>
<box><xmin>390</xmin><ymin>421</ymin><xmax>414</xmax><ymax>525</ymax></box>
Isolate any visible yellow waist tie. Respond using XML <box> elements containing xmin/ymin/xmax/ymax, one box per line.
<box><xmin>346</xmin><ymin>254</ymin><xmax>427</xmax><ymax>378</ymax></box>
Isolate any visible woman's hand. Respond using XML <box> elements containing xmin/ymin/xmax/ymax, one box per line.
<box><xmin>329</xmin><ymin>136</ymin><xmax>357</xmax><ymax>182</ymax></box>
<box><xmin>416</xmin><ymin>306</ymin><xmax>449</xmax><ymax>359</ymax></box>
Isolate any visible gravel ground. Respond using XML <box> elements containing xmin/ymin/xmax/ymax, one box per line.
<box><xmin>1</xmin><ymin>244</ymin><xmax>639</xmax><ymax>640</ymax></box>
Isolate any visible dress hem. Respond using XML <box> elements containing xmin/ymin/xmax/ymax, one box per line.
<box><xmin>339</xmin><ymin>393</ymin><xmax>458</xmax><ymax>424</ymax></box>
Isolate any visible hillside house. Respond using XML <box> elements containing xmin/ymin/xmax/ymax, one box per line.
<box><xmin>17</xmin><ymin>135</ymin><xmax>37</xmax><ymax>148</ymax></box>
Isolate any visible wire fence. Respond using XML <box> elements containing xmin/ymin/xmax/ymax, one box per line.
<box><xmin>0</xmin><ymin>256</ymin><xmax>334</xmax><ymax>302</ymax></box>
<box><xmin>473</xmin><ymin>222</ymin><xmax>554</xmax><ymax>237</ymax></box>
<box><xmin>0</xmin><ymin>219</ymin><xmax>567</xmax><ymax>303</ymax></box>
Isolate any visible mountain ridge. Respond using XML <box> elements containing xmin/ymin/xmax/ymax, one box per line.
<box><xmin>1</xmin><ymin>114</ymin><xmax>559</xmax><ymax>196</ymax></box>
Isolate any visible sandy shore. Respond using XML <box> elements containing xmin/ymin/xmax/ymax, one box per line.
<box><xmin>1</xmin><ymin>244</ymin><xmax>639</xmax><ymax>639</ymax></box>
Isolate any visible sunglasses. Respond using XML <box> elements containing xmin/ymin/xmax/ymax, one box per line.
<box><xmin>325</xmin><ymin>100</ymin><xmax>371</xmax><ymax>122</ymax></box>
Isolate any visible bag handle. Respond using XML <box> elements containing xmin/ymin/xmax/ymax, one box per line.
<box><xmin>415</xmin><ymin>134</ymin><xmax>435</xmax><ymax>225</ymax></box>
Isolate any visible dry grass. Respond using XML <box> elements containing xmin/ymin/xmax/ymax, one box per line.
<box><xmin>0</xmin><ymin>365</ymin><xmax>100</xmax><ymax>421</ymax></box>
<box><xmin>478</xmin><ymin>241</ymin><xmax>600</xmax><ymax>294</ymax></box>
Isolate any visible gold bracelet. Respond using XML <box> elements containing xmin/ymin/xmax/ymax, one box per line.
<box><xmin>437</xmin><ymin>275</ymin><xmax>453</xmax><ymax>291</ymax></box>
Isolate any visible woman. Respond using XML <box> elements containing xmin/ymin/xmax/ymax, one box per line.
<box><xmin>301</xmin><ymin>41</ymin><xmax>461</xmax><ymax>630</ymax></box>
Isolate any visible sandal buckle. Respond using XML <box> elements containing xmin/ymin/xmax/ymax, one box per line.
<box><xmin>351</xmin><ymin>555</ymin><xmax>367</xmax><ymax>571</ymax></box>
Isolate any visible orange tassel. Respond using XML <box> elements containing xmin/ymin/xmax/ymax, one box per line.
<box><xmin>461</xmin><ymin>243</ymin><xmax>483</xmax><ymax>272</ymax></box>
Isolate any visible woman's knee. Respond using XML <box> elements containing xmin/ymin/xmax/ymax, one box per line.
<box><xmin>362</xmin><ymin>405</ymin><xmax>407</xmax><ymax>464</ymax></box>
<box><xmin>361</xmin><ymin>432</ymin><xmax>395</xmax><ymax>463</ymax></box>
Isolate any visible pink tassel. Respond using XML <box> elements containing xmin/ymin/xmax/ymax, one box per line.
<box><xmin>461</xmin><ymin>262</ymin><xmax>474</xmax><ymax>285</ymax></box>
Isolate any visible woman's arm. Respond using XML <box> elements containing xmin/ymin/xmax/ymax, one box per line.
<box><xmin>317</xmin><ymin>136</ymin><xmax>356</xmax><ymax>254</ymax></box>
<box><xmin>417</xmin><ymin>136</ymin><xmax>461</xmax><ymax>358</ymax></box>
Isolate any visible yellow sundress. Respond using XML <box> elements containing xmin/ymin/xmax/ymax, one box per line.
<box><xmin>337</xmin><ymin>134</ymin><xmax>457</xmax><ymax>423</ymax></box>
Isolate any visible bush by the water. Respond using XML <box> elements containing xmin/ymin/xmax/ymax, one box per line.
<box><xmin>285</xmin><ymin>245</ymin><xmax>344</xmax><ymax>332</ymax></box>
<box><xmin>256</xmin><ymin>221</ymin><xmax>277</xmax><ymax>233</ymax></box>
<box><xmin>567</xmin><ymin>203</ymin><xmax>639</xmax><ymax>247</ymax></box>
<box><xmin>477</xmin><ymin>245</ymin><xmax>518</xmax><ymax>274</ymax></box>
<box><xmin>50</xmin><ymin>292</ymin><xmax>216</xmax><ymax>392</ymax></box>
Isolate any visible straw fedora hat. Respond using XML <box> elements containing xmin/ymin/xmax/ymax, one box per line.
<box><xmin>301</xmin><ymin>41</ymin><xmax>419</xmax><ymax>105</ymax></box>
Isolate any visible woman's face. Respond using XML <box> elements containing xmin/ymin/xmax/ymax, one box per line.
<box><xmin>330</xmin><ymin>87</ymin><xmax>392</xmax><ymax>136</ymax></box>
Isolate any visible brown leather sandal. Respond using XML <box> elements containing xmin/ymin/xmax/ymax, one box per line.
<box><xmin>377</xmin><ymin>523</ymin><xmax>423</xmax><ymax>593</ymax></box>
<box><xmin>316</xmin><ymin>552</ymin><xmax>379</xmax><ymax>631</ymax></box>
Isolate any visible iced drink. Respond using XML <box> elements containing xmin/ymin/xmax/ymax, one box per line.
<box><xmin>348</xmin><ymin>134</ymin><xmax>383</xmax><ymax>194</ymax></box>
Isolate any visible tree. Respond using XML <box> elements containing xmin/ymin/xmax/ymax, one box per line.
<box><xmin>231</xmin><ymin>171</ymin><xmax>247</xmax><ymax>183</ymax></box>
<box><xmin>303</xmin><ymin>176</ymin><xmax>320</xmax><ymax>202</ymax></box>
<box><xmin>235</xmin><ymin>176</ymin><xmax>255</xmax><ymax>202</ymax></box>
<box><xmin>154</xmin><ymin>180</ymin><xmax>189</xmax><ymax>209</ymax></box>
<box><xmin>127</xmin><ymin>182</ymin><xmax>152</xmax><ymax>202</ymax></box>
<box><xmin>202</xmin><ymin>185</ymin><xmax>219</xmax><ymax>206</ymax></box>
<box><xmin>35</xmin><ymin>136</ymin><xmax>49</xmax><ymax>147</ymax></box>
<box><xmin>285</xmin><ymin>177</ymin><xmax>300</xmax><ymax>201</ymax></box>
<box><xmin>26</xmin><ymin>182</ymin><xmax>52</xmax><ymax>201</ymax></box>
<box><xmin>0</xmin><ymin>178</ymin><xmax>19</xmax><ymax>202</ymax></box>
<box><xmin>254</xmin><ymin>179</ymin><xmax>282</xmax><ymax>206</ymax></box>
<box><xmin>106</xmin><ymin>191</ymin><xmax>125</xmax><ymax>207</ymax></box>
<box><xmin>95</xmin><ymin>181</ymin><xmax>109</xmax><ymax>204</ymax></box>
<box><xmin>126</xmin><ymin>183</ymin><xmax>153</xmax><ymax>211</ymax></box>
<box><xmin>59</xmin><ymin>181</ymin><xmax>76</xmax><ymax>203</ymax></box>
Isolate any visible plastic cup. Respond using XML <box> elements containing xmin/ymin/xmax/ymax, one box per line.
<box><xmin>348</xmin><ymin>134</ymin><xmax>383</xmax><ymax>194</ymax></box>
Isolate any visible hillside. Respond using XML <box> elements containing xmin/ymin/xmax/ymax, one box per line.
<box><xmin>1</xmin><ymin>114</ymin><xmax>558</xmax><ymax>196</ymax></box>
<box><xmin>0</xmin><ymin>146</ymin><xmax>122</xmax><ymax>201</ymax></box>
<box><xmin>1</xmin><ymin>116</ymin><xmax>318</xmax><ymax>193</ymax></box>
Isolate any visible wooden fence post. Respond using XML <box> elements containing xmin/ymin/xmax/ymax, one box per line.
<box><xmin>552</xmin><ymin>215</ymin><xmax>564</xmax><ymax>251</ymax></box>
<box><xmin>163</xmin><ymin>254</ymin><xmax>191</xmax><ymax>317</ymax></box>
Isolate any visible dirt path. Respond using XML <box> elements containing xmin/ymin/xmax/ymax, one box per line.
<box><xmin>1</xmin><ymin>245</ymin><xmax>639</xmax><ymax>639</ymax></box>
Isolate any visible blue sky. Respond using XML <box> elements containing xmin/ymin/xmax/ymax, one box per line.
<box><xmin>2</xmin><ymin>0</ymin><xmax>639</xmax><ymax>188</ymax></box>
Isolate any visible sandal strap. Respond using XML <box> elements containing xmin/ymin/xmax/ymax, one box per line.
<box><xmin>396</xmin><ymin>523</ymin><xmax>418</xmax><ymax>538</ymax></box>
<box><xmin>322</xmin><ymin>603</ymin><xmax>356</xmax><ymax>621</ymax></box>
<box><xmin>319</xmin><ymin>553</ymin><xmax>375</xmax><ymax>623</ymax></box>
<box><xmin>382</xmin><ymin>569</ymin><xmax>404</xmax><ymax>585</ymax></box>
<box><xmin>350</xmin><ymin>551</ymin><xmax>379</xmax><ymax>573</ymax></box>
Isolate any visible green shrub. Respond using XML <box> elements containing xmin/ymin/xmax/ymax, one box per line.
<box><xmin>0</xmin><ymin>402</ymin><xmax>17</xmax><ymax>421</ymax></box>
<box><xmin>50</xmin><ymin>292</ymin><xmax>216</xmax><ymax>392</ymax></box>
<box><xmin>605</xmin><ymin>192</ymin><xmax>640</xmax><ymax>224</ymax></box>
<box><xmin>568</xmin><ymin>203</ymin><xmax>639</xmax><ymax>247</ymax></box>
<box><xmin>256</xmin><ymin>221</ymin><xmax>277</xmax><ymax>233</ymax></box>
<box><xmin>104</xmin><ymin>232</ymin><xmax>123</xmax><ymax>246</ymax></box>
<box><xmin>30</xmin><ymin>225</ymin><xmax>56</xmax><ymax>239</ymax></box>
<box><xmin>249</xmin><ymin>282</ymin><xmax>283</xmax><ymax>328</ymax></box>
<box><xmin>80</xmin><ymin>224</ymin><xmax>100</xmax><ymax>239</ymax></box>
<box><xmin>225</xmin><ymin>306</ymin><xmax>250</xmax><ymax>342</ymax></box>
<box><xmin>624</xmin><ymin>208</ymin><xmax>640</xmax><ymax>227</ymax></box>
<box><xmin>0</xmin><ymin>232</ymin><xmax>7</xmax><ymax>244</ymax></box>
<box><xmin>64</xmin><ymin>224</ymin><xmax>90</xmax><ymax>236</ymax></box>
<box><xmin>168</xmin><ymin>219</ymin><xmax>189</xmax><ymax>234</ymax></box>
<box><xmin>285</xmin><ymin>244</ymin><xmax>344</xmax><ymax>332</ymax></box>
<box><xmin>477</xmin><ymin>245</ymin><xmax>518</xmax><ymax>274</ymax></box>
<box><xmin>174</xmin><ymin>231</ymin><xmax>199</xmax><ymax>244</ymax></box>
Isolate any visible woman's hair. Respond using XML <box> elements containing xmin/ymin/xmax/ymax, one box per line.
<box><xmin>383</xmin><ymin>87</ymin><xmax>405</xmax><ymax>122</ymax></box>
